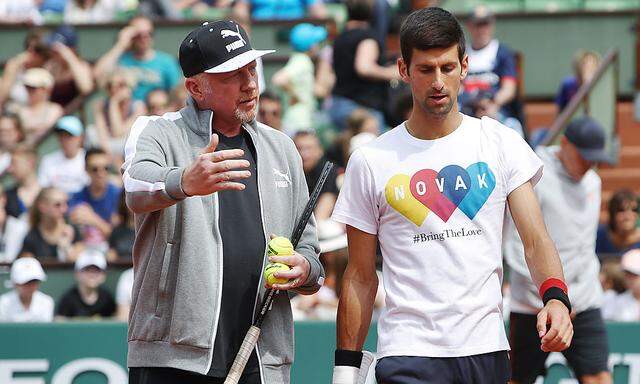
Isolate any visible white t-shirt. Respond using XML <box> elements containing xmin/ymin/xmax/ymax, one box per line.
<box><xmin>116</xmin><ymin>268</ymin><xmax>134</xmax><ymax>306</ymax></box>
<box><xmin>0</xmin><ymin>215</ymin><xmax>30</xmax><ymax>262</ymax></box>
<box><xmin>37</xmin><ymin>149</ymin><xmax>89</xmax><ymax>195</ymax></box>
<box><xmin>504</xmin><ymin>146</ymin><xmax>603</xmax><ymax>314</ymax></box>
<box><xmin>0</xmin><ymin>290</ymin><xmax>54</xmax><ymax>322</ymax></box>
<box><xmin>602</xmin><ymin>291</ymin><xmax>640</xmax><ymax>322</ymax></box>
<box><xmin>332</xmin><ymin>115</ymin><xmax>542</xmax><ymax>358</ymax></box>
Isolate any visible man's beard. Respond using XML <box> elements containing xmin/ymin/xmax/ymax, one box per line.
<box><xmin>419</xmin><ymin>95</ymin><xmax>454</xmax><ymax>117</ymax></box>
<box><xmin>234</xmin><ymin>104</ymin><xmax>257</xmax><ymax>124</ymax></box>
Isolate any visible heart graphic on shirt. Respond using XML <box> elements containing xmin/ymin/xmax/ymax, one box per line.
<box><xmin>410</xmin><ymin>169</ymin><xmax>457</xmax><ymax>222</ymax></box>
<box><xmin>384</xmin><ymin>174</ymin><xmax>429</xmax><ymax>226</ymax></box>
<box><xmin>458</xmin><ymin>162</ymin><xmax>496</xmax><ymax>219</ymax></box>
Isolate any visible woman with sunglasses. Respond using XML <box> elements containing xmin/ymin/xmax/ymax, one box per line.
<box><xmin>596</xmin><ymin>189</ymin><xmax>640</xmax><ymax>260</ymax></box>
<box><xmin>19</xmin><ymin>187</ymin><xmax>84</xmax><ymax>262</ymax></box>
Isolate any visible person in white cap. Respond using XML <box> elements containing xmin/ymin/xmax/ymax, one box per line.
<box><xmin>55</xmin><ymin>249</ymin><xmax>115</xmax><ymax>319</ymax></box>
<box><xmin>16</xmin><ymin>67</ymin><xmax>63</xmax><ymax>146</ymax></box>
<box><xmin>0</xmin><ymin>257</ymin><xmax>54</xmax><ymax>322</ymax></box>
<box><xmin>604</xmin><ymin>249</ymin><xmax>640</xmax><ymax>322</ymax></box>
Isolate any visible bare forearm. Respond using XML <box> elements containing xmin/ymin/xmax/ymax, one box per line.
<box><xmin>494</xmin><ymin>81</ymin><xmax>517</xmax><ymax>107</ymax></box>
<box><xmin>524</xmin><ymin>235</ymin><xmax>565</xmax><ymax>289</ymax></box>
<box><xmin>65</xmin><ymin>58</ymin><xmax>94</xmax><ymax>95</ymax></box>
<box><xmin>94</xmin><ymin>44</ymin><xmax>127</xmax><ymax>79</ymax></box>
<box><xmin>337</xmin><ymin>271</ymin><xmax>378</xmax><ymax>351</ymax></box>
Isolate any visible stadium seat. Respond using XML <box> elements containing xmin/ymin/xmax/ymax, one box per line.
<box><xmin>524</xmin><ymin>0</ymin><xmax>584</xmax><ymax>12</ymax></box>
<box><xmin>584</xmin><ymin>0</ymin><xmax>640</xmax><ymax>11</ymax></box>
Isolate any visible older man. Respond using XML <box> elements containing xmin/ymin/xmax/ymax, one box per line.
<box><xmin>124</xmin><ymin>20</ymin><xmax>323</xmax><ymax>384</ymax></box>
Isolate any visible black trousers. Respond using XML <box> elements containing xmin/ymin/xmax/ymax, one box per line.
<box><xmin>129</xmin><ymin>367</ymin><xmax>261</xmax><ymax>384</ymax></box>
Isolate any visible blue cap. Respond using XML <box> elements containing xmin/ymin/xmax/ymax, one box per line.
<box><xmin>55</xmin><ymin>116</ymin><xmax>84</xmax><ymax>136</ymax></box>
<box><xmin>290</xmin><ymin>23</ymin><xmax>327</xmax><ymax>52</ymax></box>
<box><xmin>564</xmin><ymin>116</ymin><xmax>612</xmax><ymax>164</ymax></box>
<box><xmin>46</xmin><ymin>25</ymin><xmax>78</xmax><ymax>48</ymax></box>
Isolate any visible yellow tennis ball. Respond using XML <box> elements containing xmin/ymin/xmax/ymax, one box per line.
<box><xmin>264</xmin><ymin>262</ymin><xmax>291</xmax><ymax>285</ymax></box>
<box><xmin>267</xmin><ymin>237</ymin><xmax>294</xmax><ymax>256</ymax></box>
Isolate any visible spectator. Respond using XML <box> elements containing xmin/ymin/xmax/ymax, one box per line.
<box><xmin>68</xmin><ymin>148</ymin><xmax>121</xmax><ymax>250</ymax></box>
<box><xmin>56</xmin><ymin>249</ymin><xmax>116</xmax><ymax>319</ymax></box>
<box><xmin>0</xmin><ymin>0</ymin><xmax>43</xmax><ymax>24</ymax></box>
<box><xmin>108</xmin><ymin>190</ymin><xmax>134</xmax><ymax>261</ymax></box>
<box><xmin>93</xmin><ymin>71</ymin><xmax>145</xmax><ymax>163</ymax></box>
<box><xmin>173</xmin><ymin>0</ymin><xmax>234</xmax><ymax>17</ymax></box>
<box><xmin>603</xmin><ymin>249</ymin><xmax>640</xmax><ymax>321</ymax></box>
<box><xmin>257</xmin><ymin>90</ymin><xmax>283</xmax><ymax>131</ymax></box>
<box><xmin>64</xmin><ymin>0</ymin><xmax>127</xmax><ymax>24</ymax></box>
<box><xmin>145</xmin><ymin>88</ymin><xmax>172</xmax><ymax>116</ymax></box>
<box><xmin>462</xmin><ymin>5</ymin><xmax>518</xmax><ymax>119</ymax></box>
<box><xmin>596</xmin><ymin>189</ymin><xmax>640</xmax><ymax>259</ymax></box>
<box><xmin>20</xmin><ymin>187</ymin><xmax>83</xmax><ymax>261</ymax></box>
<box><xmin>327</xmin><ymin>107</ymin><xmax>379</xmax><ymax>168</ymax></box>
<box><xmin>329</xmin><ymin>0</ymin><xmax>398</xmax><ymax>131</ymax></box>
<box><xmin>169</xmin><ymin>82</ymin><xmax>187</xmax><ymax>111</ymax></box>
<box><xmin>293</xmin><ymin>131</ymin><xmax>339</xmax><ymax>221</ymax></box>
<box><xmin>0</xmin><ymin>257</ymin><xmax>54</xmax><ymax>322</ymax></box>
<box><xmin>5</xmin><ymin>146</ymin><xmax>40</xmax><ymax>219</ymax></box>
<box><xmin>0</xmin><ymin>186</ymin><xmax>29</xmax><ymax>263</ymax></box>
<box><xmin>556</xmin><ymin>50</ymin><xmax>600</xmax><ymax>113</ymax></box>
<box><xmin>468</xmin><ymin>90</ymin><xmax>524</xmax><ymax>137</ymax></box>
<box><xmin>115</xmin><ymin>267</ymin><xmax>133</xmax><ymax>321</ymax></box>
<box><xmin>38</xmin><ymin>116</ymin><xmax>89</xmax><ymax>195</ymax></box>
<box><xmin>16</xmin><ymin>68</ymin><xmax>64</xmax><ymax>147</ymax></box>
<box><xmin>272</xmin><ymin>23</ymin><xmax>327</xmax><ymax>134</ymax></box>
<box><xmin>0</xmin><ymin>114</ymin><xmax>25</xmax><ymax>176</ymax></box>
<box><xmin>93</xmin><ymin>15</ymin><xmax>183</xmax><ymax>101</ymax></box>
<box><xmin>233</xmin><ymin>0</ymin><xmax>327</xmax><ymax>21</ymax></box>
<box><xmin>600</xmin><ymin>258</ymin><xmax>627</xmax><ymax>319</ymax></box>
<box><xmin>42</xmin><ymin>26</ymin><xmax>94</xmax><ymax>111</ymax></box>
<box><xmin>0</xmin><ymin>29</ymin><xmax>50</xmax><ymax>111</ymax></box>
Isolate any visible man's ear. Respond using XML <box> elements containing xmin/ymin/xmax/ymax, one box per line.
<box><xmin>460</xmin><ymin>54</ymin><xmax>469</xmax><ymax>80</ymax></box>
<box><xmin>184</xmin><ymin>77</ymin><xmax>202</xmax><ymax>102</ymax></box>
<box><xmin>398</xmin><ymin>57</ymin><xmax>410</xmax><ymax>84</ymax></box>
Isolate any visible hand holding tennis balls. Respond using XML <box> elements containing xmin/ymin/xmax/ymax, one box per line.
<box><xmin>264</xmin><ymin>237</ymin><xmax>293</xmax><ymax>287</ymax></box>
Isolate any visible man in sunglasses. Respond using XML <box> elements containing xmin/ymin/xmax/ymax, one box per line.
<box><xmin>69</xmin><ymin>148</ymin><xmax>121</xmax><ymax>249</ymax></box>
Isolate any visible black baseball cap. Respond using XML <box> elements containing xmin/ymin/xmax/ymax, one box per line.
<box><xmin>564</xmin><ymin>116</ymin><xmax>612</xmax><ymax>164</ymax></box>
<box><xmin>179</xmin><ymin>20</ymin><xmax>274</xmax><ymax>78</ymax></box>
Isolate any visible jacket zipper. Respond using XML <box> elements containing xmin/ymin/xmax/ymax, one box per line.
<box><xmin>247</xmin><ymin>124</ymin><xmax>267</xmax><ymax>383</ymax></box>
<box><xmin>205</xmin><ymin>114</ymin><xmax>224</xmax><ymax>375</ymax></box>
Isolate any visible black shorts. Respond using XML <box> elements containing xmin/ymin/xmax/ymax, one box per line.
<box><xmin>375</xmin><ymin>351</ymin><xmax>511</xmax><ymax>384</ymax></box>
<box><xmin>509</xmin><ymin>308</ymin><xmax>609</xmax><ymax>383</ymax></box>
<box><xmin>129</xmin><ymin>367</ymin><xmax>261</xmax><ymax>384</ymax></box>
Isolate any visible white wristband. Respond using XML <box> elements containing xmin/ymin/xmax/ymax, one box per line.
<box><xmin>332</xmin><ymin>365</ymin><xmax>359</xmax><ymax>384</ymax></box>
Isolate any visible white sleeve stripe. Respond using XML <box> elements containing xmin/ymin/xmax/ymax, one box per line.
<box><xmin>122</xmin><ymin>115</ymin><xmax>167</xmax><ymax>193</ymax></box>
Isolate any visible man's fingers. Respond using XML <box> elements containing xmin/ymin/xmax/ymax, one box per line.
<box><xmin>210</xmin><ymin>170</ymin><xmax>251</xmax><ymax>184</ymax></box>
<box><xmin>206</xmin><ymin>148</ymin><xmax>245</xmax><ymax>163</ymax></box>
<box><xmin>268</xmin><ymin>255</ymin><xmax>297</xmax><ymax>265</ymax></box>
<box><xmin>201</xmin><ymin>133</ymin><xmax>219</xmax><ymax>154</ymax></box>
<box><xmin>536</xmin><ymin>310</ymin><xmax>548</xmax><ymax>338</ymax></box>
<box><xmin>273</xmin><ymin>266</ymin><xmax>304</xmax><ymax>280</ymax></box>
<box><xmin>541</xmin><ymin>323</ymin><xmax>558</xmax><ymax>345</ymax></box>
<box><xmin>213</xmin><ymin>182</ymin><xmax>246</xmax><ymax>192</ymax></box>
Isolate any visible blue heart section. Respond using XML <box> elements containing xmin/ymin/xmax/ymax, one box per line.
<box><xmin>437</xmin><ymin>165</ymin><xmax>471</xmax><ymax>208</ymax></box>
<box><xmin>458</xmin><ymin>162</ymin><xmax>496</xmax><ymax>220</ymax></box>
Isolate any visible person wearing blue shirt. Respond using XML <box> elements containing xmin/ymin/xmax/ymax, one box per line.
<box><xmin>94</xmin><ymin>15</ymin><xmax>182</xmax><ymax>101</ymax></box>
<box><xmin>68</xmin><ymin>148</ymin><xmax>122</xmax><ymax>248</ymax></box>
<box><xmin>555</xmin><ymin>50</ymin><xmax>600</xmax><ymax>113</ymax></box>
<box><xmin>235</xmin><ymin>0</ymin><xmax>327</xmax><ymax>20</ymax></box>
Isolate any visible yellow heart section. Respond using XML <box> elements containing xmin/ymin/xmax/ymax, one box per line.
<box><xmin>384</xmin><ymin>174</ymin><xmax>429</xmax><ymax>227</ymax></box>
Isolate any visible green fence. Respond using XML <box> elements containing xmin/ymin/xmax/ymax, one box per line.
<box><xmin>0</xmin><ymin>321</ymin><xmax>639</xmax><ymax>383</ymax></box>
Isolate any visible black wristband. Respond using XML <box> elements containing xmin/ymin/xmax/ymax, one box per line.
<box><xmin>542</xmin><ymin>286</ymin><xmax>572</xmax><ymax>313</ymax></box>
<box><xmin>335</xmin><ymin>349</ymin><xmax>363</xmax><ymax>367</ymax></box>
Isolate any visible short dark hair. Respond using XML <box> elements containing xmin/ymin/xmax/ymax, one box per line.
<box><xmin>346</xmin><ymin>0</ymin><xmax>373</xmax><ymax>22</ymax></box>
<box><xmin>85</xmin><ymin>147</ymin><xmax>108</xmax><ymax>164</ymax></box>
<box><xmin>260</xmin><ymin>90</ymin><xmax>281</xmax><ymax>104</ymax></box>
<box><xmin>400</xmin><ymin>7</ymin><xmax>466</xmax><ymax>67</ymax></box>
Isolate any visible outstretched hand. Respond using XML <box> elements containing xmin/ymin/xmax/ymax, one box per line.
<box><xmin>537</xmin><ymin>300</ymin><xmax>573</xmax><ymax>352</ymax></box>
<box><xmin>181</xmin><ymin>134</ymin><xmax>251</xmax><ymax>197</ymax></box>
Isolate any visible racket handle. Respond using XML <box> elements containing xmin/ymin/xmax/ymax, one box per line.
<box><xmin>224</xmin><ymin>325</ymin><xmax>261</xmax><ymax>384</ymax></box>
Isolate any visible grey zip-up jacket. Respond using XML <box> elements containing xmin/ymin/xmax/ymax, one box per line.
<box><xmin>122</xmin><ymin>97</ymin><xmax>323</xmax><ymax>383</ymax></box>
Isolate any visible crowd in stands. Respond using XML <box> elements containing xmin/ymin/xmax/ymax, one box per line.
<box><xmin>0</xmin><ymin>0</ymin><xmax>638</xmax><ymax>325</ymax></box>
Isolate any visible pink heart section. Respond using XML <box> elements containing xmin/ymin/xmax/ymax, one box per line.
<box><xmin>409</xmin><ymin>169</ymin><xmax>457</xmax><ymax>222</ymax></box>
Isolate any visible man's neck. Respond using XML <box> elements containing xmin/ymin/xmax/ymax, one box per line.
<box><xmin>406</xmin><ymin>108</ymin><xmax>463</xmax><ymax>140</ymax></box>
<box><xmin>89</xmin><ymin>182</ymin><xmax>107</xmax><ymax>198</ymax></box>
<box><xmin>78</xmin><ymin>285</ymin><xmax>98</xmax><ymax>301</ymax></box>
<box><xmin>19</xmin><ymin>293</ymin><xmax>32</xmax><ymax>309</ymax></box>
<box><xmin>213</xmin><ymin>115</ymin><xmax>243</xmax><ymax>137</ymax></box>
<box><xmin>132</xmin><ymin>49</ymin><xmax>153</xmax><ymax>61</ymax></box>
<box><xmin>63</xmin><ymin>150</ymin><xmax>79</xmax><ymax>160</ymax></box>
<box><xmin>472</xmin><ymin>39</ymin><xmax>492</xmax><ymax>51</ymax></box>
